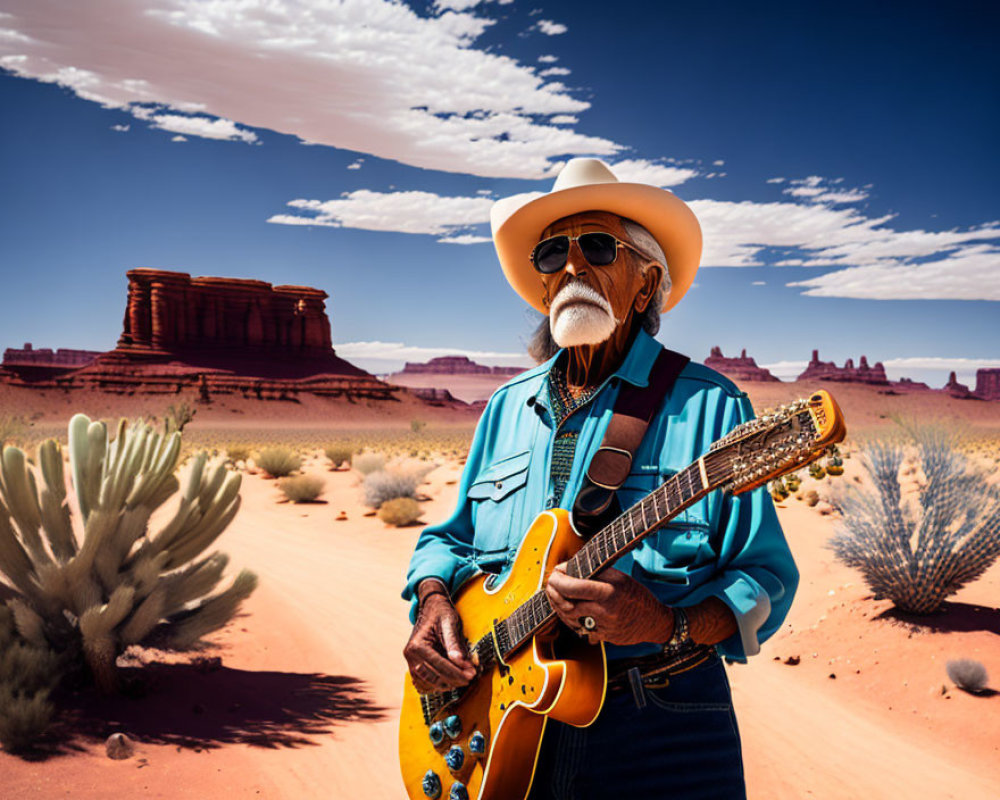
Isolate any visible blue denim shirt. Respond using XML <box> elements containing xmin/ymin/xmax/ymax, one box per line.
<box><xmin>402</xmin><ymin>329</ymin><xmax>799</xmax><ymax>663</ymax></box>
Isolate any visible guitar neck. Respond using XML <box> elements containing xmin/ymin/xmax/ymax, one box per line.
<box><xmin>499</xmin><ymin>454</ymin><xmax>730</xmax><ymax>654</ymax></box>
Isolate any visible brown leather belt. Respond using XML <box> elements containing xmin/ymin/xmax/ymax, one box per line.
<box><xmin>606</xmin><ymin>643</ymin><xmax>717</xmax><ymax>694</ymax></box>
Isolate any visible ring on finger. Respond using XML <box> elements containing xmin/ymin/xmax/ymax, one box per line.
<box><xmin>580</xmin><ymin>615</ymin><xmax>597</xmax><ymax>632</ymax></box>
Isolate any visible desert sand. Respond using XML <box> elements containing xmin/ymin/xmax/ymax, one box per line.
<box><xmin>1</xmin><ymin>383</ymin><xmax>999</xmax><ymax>799</ymax></box>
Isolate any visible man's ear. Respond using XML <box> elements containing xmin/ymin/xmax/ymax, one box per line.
<box><xmin>633</xmin><ymin>264</ymin><xmax>663</xmax><ymax>313</ymax></box>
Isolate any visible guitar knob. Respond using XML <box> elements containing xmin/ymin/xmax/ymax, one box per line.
<box><xmin>443</xmin><ymin>714</ymin><xmax>462</xmax><ymax>739</ymax></box>
<box><xmin>468</xmin><ymin>731</ymin><xmax>486</xmax><ymax>756</ymax></box>
<box><xmin>421</xmin><ymin>770</ymin><xmax>442</xmax><ymax>799</ymax></box>
<box><xmin>445</xmin><ymin>745</ymin><xmax>465</xmax><ymax>771</ymax></box>
<box><xmin>448</xmin><ymin>782</ymin><xmax>469</xmax><ymax>800</ymax></box>
<box><xmin>428</xmin><ymin>721</ymin><xmax>445</xmax><ymax>746</ymax></box>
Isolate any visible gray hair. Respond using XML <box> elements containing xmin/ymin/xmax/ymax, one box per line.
<box><xmin>526</xmin><ymin>216</ymin><xmax>671</xmax><ymax>363</ymax></box>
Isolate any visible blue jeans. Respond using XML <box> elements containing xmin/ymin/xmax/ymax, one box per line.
<box><xmin>527</xmin><ymin>655</ymin><xmax>747</xmax><ymax>799</ymax></box>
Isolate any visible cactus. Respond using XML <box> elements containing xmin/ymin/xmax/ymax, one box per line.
<box><xmin>0</xmin><ymin>414</ymin><xmax>256</xmax><ymax>693</ymax></box>
<box><xmin>827</xmin><ymin>428</ymin><xmax>1000</xmax><ymax>614</ymax></box>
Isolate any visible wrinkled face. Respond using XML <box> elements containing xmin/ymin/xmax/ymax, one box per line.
<box><xmin>538</xmin><ymin>211</ymin><xmax>662</xmax><ymax>348</ymax></box>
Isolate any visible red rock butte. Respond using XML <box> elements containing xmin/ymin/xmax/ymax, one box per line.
<box><xmin>703</xmin><ymin>347</ymin><xmax>779</xmax><ymax>382</ymax></box>
<box><xmin>797</xmin><ymin>350</ymin><xmax>889</xmax><ymax>385</ymax></box>
<box><xmin>1</xmin><ymin>268</ymin><xmax>393</xmax><ymax>400</ymax></box>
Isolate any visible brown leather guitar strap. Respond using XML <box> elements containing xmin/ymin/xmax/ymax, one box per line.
<box><xmin>571</xmin><ymin>347</ymin><xmax>689</xmax><ymax>538</ymax></box>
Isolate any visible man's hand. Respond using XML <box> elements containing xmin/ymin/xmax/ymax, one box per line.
<box><xmin>403</xmin><ymin>587</ymin><xmax>476</xmax><ymax>693</ymax></box>
<box><xmin>545</xmin><ymin>564</ymin><xmax>674</xmax><ymax>646</ymax></box>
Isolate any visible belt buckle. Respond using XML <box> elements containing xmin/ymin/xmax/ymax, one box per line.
<box><xmin>642</xmin><ymin>675</ymin><xmax>671</xmax><ymax>690</ymax></box>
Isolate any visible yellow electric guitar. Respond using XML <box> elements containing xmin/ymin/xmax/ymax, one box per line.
<box><xmin>399</xmin><ymin>390</ymin><xmax>846</xmax><ymax>800</ymax></box>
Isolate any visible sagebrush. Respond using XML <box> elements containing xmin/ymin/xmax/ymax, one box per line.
<box><xmin>362</xmin><ymin>465</ymin><xmax>433</xmax><ymax>509</ymax></box>
<box><xmin>324</xmin><ymin>445</ymin><xmax>352</xmax><ymax>469</ymax></box>
<box><xmin>353</xmin><ymin>452</ymin><xmax>386</xmax><ymax>476</ymax></box>
<box><xmin>828</xmin><ymin>427</ymin><xmax>1000</xmax><ymax>614</ymax></box>
<box><xmin>946</xmin><ymin>658</ymin><xmax>989</xmax><ymax>694</ymax></box>
<box><xmin>0</xmin><ymin>414</ymin><xmax>257</xmax><ymax>694</ymax></box>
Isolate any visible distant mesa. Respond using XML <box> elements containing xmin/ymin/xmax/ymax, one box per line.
<box><xmin>0</xmin><ymin>268</ymin><xmax>395</xmax><ymax>401</ymax></box>
<box><xmin>401</xmin><ymin>356</ymin><xmax>524</xmax><ymax>377</ymax></box>
<box><xmin>703</xmin><ymin>346</ymin><xmax>779</xmax><ymax>382</ymax></box>
<box><xmin>797</xmin><ymin>350</ymin><xmax>889</xmax><ymax>386</ymax></box>
<box><xmin>2</xmin><ymin>343</ymin><xmax>102</xmax><ymax>381</ymax></box>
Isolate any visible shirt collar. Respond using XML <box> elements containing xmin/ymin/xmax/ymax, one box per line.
<box><xmin>533</xmin><ymin>327</ymin><xmax>662</xmax><ymax>403</ymax></box>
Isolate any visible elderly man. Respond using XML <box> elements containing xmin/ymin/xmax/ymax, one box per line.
<box><xmin>402</xmin><ymin>159</ymin><xmax>798</xmax><ymax>799</ymax></box>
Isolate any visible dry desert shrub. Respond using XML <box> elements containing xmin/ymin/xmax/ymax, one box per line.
<box><xmin>828</xmin><ymin>427</ymin><xmax>1000</xmax><ymax>614</ymax></box>
<box><xmin>0</xmin><ymin>414</ymin><xmax>257</xmax><ymax>694</ymax></box>
<box><xmin>164</xmin><ymin>401</ymin><xmax>197</xmax><ymax>434</ymax></box>
<box><xmin>378</xmin><ymin>497</ymin><xmax>423</xmax><ymax>527</ymax></box>
<box><xmin>279</xmin><ymin>475</ymin><xmax>326</xmax><ymax>503</ymax></box>
<box><xmin>226</xmin><ymin>444</ymin><xmax>252</xmax><ymax>465</ymax></box>
<box><xmin>353</xmin><ymin>451</ymin><xmax>387</xmax><ymax>476</ymax></box>
<box><xmin>256</xmin><ymin>446</ymin><xmax>302</xmax><ymax>478</ymax></box>
<box><xmin>0</xmin><ymin>602</ymin><xmax>60</xmax><ymax>753</ymax></box>
<box><xmin>946</xmin><ymin>658</ymin><xmax>989</xmax><ymax>694</ymax></box>
<box><xmin>324</xmin><ymin>445</ymin><xmax>352</xmax><ymax>469</ymax></box>
<box><xmin>0</xmin><ymin>413</ymin><xmax>26</xmax><ymax>447</ymax></box>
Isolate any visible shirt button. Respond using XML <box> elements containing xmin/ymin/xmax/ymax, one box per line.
<box><xmin>495</xmin><ymin>481</ymin><xmax>503</xmax><ymax>490</ymax></box>
<box><xmin>545</xmin><ymin>495</ymin><xmax>556</xmax><ymax>509</ymax></box>
<box><xmin>526</xmin><ymin>396</ymin><xmax>536</xmax><ymax>407</ymax></box>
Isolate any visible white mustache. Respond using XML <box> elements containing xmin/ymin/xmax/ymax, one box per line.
<box><xmin>549</xmin><ymin>281</ymin><xmax>615</xmax><ymax>321</ymax></box>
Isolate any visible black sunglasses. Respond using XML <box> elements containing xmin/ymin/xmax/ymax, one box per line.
<box><xmin>530</xmin><ymin>232</ymin><xmax>651</xmax><ymax>274</ymax></box>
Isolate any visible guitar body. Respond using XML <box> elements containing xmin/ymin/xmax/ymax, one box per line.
<box><xmin>399</xmin><ymin>509</ymin><xmax>607</xmax><ymax>800</ymax></box>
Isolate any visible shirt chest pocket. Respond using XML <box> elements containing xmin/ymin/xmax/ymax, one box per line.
<box><xmin>467</xmin><ymin>450</ymin><xmax>531</xmax><ymax>558</ymax></box>
<box><xmin>615</xmin><ymin>470</ymin><xmax>715</xmax><ymax>578</ymax></box>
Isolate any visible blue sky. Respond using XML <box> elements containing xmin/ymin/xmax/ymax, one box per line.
<box><xmin>0</xmin><ymin>0</ymin><xmax>997</xmax><ymax>387</ymax></box>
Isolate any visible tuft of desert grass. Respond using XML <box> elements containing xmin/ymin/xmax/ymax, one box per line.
<box><xmin>378</xmin><ymin>497</ymin><xmax>423</xmax><ymax>527</ymax></box>
<box><xmin>278</xmin><ymin>474</ymin><xmax>326</xmax><ymax>504</ymax></box>
<box><xmin>324</xmin><ymin>445</ymin><xmax>353</xmax><ymax>469</ymax></box>
<box><xmin>257</xmin><ymin>446</ymin><xmax>302</xmax><ymax>478</ymax></box>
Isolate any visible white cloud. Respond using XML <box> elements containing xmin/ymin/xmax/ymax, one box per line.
<box><xmin>607</xmin><ymin>159</ymin><xmax>699</xmax><ymax>187</ymax></box>
<box><xmin>347</xmin><ymin>158</ymin><xmax>364</xmax><ymax>170</ymax></box>
<box><xmin>437</xmin><ymin>234</ymin><xmax>493</xmax><ymax>245</ymax></box>
<box><xmin>766</xmin><ymin>177</ymin><xmax>785</xmax><ymax>184</ymax></box>
<box><xmin>783</xmin><ymin>175</ymin><xmax>869</xmax><ymax>205</ymax></box>
<box><xmin>433</xmin><ymin>0</ymin><xmax>485</xmax><ymax>11</ymax></box>
<box><xmin>110</xmin><ymin>123</ymin><xmax>129</xmax><ymax>132</ymax></box>
<box><xmin>539</xmin><ymin>66</ymin><xmax>570</xmax><ymax>77</ymax></box>
<box><xmin>752</xmin><ymin>280</ymin><xmax>766</xmax><ymax>285</ymax></box>
<box><xmin>268</xmin><ymin>189</ymin><xmax>495</xmax><ymax>236</ymax></box>
<box><xmin>0</xmin><ymin>0</ymin><xmax>617</xmax><ymax>178</ymax></box>
<box><xmin>712</xmin><ymin>160</ymin><xmax>724</xmax><ymax>166</ymax></box>
<box><xmin>549</xmin><ymin>114</ymin><xmax>577</xmax><ymax>124</ymax></box>
<box><xmin>149</xmin><ymin>113</ymin><xmax>257</xmax><ymax>143</ymax></box>
<box><xmin>171</xmin><ymin>134</ymin><xmax>187</xmax><ymax>142</ymax></box>
<box><xmin>536</xmin><ymin>20</ymin><xmax>568</xmax><ymax>35</ymax></box>
<box><xmin>538</xmin><ymin>54</ymin><xmax>559</xmax><ymax>63</ymax></box>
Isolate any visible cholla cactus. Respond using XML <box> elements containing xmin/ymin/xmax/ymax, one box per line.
<box><xmin>828</xmin><ymin>428</ymin><xmax>1000</xmax><ymax>614</ymax></box>
<box><xmin>0</xmin><ymin>414</ymin><xmax>257</xmax><ymax>693</ymax></box>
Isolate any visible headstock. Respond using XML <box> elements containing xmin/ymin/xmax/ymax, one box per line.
<box><xmin>709</xmin><ymin>390</ymin><xmax>847</xmax><ymax>495</ymax></box>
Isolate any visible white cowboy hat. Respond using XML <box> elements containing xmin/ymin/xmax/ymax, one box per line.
<box><xmin>490</xmin><ymin>158</ymin><xmax>702</xmax><ymax>314</ymax></box>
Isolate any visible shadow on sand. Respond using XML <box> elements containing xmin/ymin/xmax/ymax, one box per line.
<box><xmin>875</xmin><ymin>600</ymin><xmax>1000</xmax><ymax>636</ymax></box>
<box><xmin>26</xmin><ymin>659</ymin><xmax>386</xmax><ymax>760</ymax></box>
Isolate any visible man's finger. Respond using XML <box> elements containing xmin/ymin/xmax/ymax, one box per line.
<box><xmin>439</xmin><ymin>617</ymin><xmax>476</xmax><ymax>677</ymax></box>
<box><xmin>545</xmin><ymin>581</ymin><xmax>576</xmax><ymax>614</ymax></box>
<box><xmin>547</xmin><ymin>569</ymin><xmax>614</xmax><ymax>602</ymax></box>
<box><xmin>418</xmin><ymin>645</ymin><xmax>475</xmax><ymax>686</ymax></box>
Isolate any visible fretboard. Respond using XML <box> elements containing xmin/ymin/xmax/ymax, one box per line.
<box><xmin>499</xmin><ymin>454</ymin><xmax>731</xmax><ymax>654</ymax></box>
